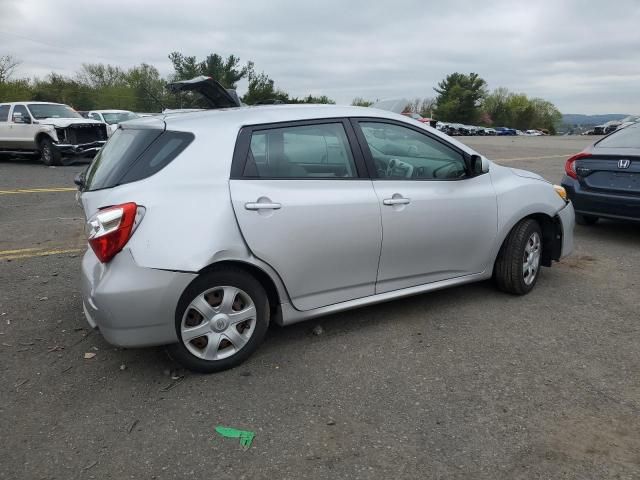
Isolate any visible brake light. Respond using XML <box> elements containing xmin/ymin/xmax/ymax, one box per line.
<box><xmin>565</xmin><ymin>152</ymin><xmax>591</xmax><ymax>179</ymax></box>
<box><xmin>86</xmin><ymin>203</ymin><xmax>144</xmax><ymax>263</ymax></box>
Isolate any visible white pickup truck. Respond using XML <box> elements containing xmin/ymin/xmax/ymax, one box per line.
<box><xmin>0</xmin><ymin>101</ymin><xmax>108</xmax><ymax>165</ymax></box>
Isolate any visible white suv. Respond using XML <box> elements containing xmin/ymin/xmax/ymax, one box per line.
<box><xmin>0</xmin><ymin>102</ymin><xmax>107</xmax><ymax>165</ymax></box>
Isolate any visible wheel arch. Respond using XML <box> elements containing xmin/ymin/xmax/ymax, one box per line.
<box><xmin>197</xmin><ymin>260</ymin><xmax>284</xmax><ymax>323</ymax></box>
<box><xmin>494</xmin><ymin>212</ymin><xmax>562</xmax><ymax>269</ymax></box>
<box><xmin>35</xmin><ymin>131</ymin><xmax>56</xmax><ymax>150</ymax></box>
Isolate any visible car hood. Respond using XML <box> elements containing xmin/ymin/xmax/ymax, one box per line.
<box><xmin>39</xmin><ymin>118</ymin><xmax>104</xmax><ymax>128</ymax></box>
<box><xmin>166</xmin><ymin>75</ymin><xmax>241</xmax><ymax>109</ymax></box>
<box><xmin>510</xmin><ymin>168</ymin><xmax>547</xmax><ymax>182</ymax></box>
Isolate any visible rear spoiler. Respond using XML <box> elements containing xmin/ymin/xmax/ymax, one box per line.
<box><xmin>166</xmin><ymin>76</ymin><xmax>242</xmax><ymax>109</ymax></box>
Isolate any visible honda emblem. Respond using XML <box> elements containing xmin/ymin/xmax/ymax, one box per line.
<box><xmin>618</xmin><ymin>159</ymin><xmax>631</xmax><ymax>169</ymax></box>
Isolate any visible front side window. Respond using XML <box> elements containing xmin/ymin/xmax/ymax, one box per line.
<box><xmin>359</xmin><ymin>122</ymin><xmax>467</xmax><ymax>180</ymax></box>
<box><xmin>244</xmin><ymin>123</ymin><xmax>357</xmax><ymax>178</ymax></box>
<box><xmin>11</xmin><ymin>105</ymin><xmax>29</xmax><ymax>122</ymax></box>
<box><xmin>0</xmin><ymin>105</ymin><xmax>9</xmax><ymax>122</ymax></box>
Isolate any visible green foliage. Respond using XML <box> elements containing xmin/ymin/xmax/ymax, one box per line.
<box><xmin>482</xmin><ymin>87</ymin><xmax>562</xmax><ymax>133</ymax></box>
<box><xmin>0</xmin><ymin>79</ymin><xmax>32</xmax><ymax>102</ymax></box>
<box><xmin>168</xmin><ymin>52</ymin><xmax>252</xmax><ymax>89</ymax></box>
<box><xmin>294</xmin><ymin>94</ymin><xmax>335</xmax><ymax>104</ymax></box>
<box><xmin>434</xmin><ymin>72</ymin><xmax>487</xmax><ymax>123</ymax></box>
<box><xmin>351</xmin><ymin>97</ymin><xmax>374</xmax><ymax>107</ymax></box>
<box><xmin>242</xmin><ymin>71</ymin><xmax>290</xmax><ymax>105</ymax></box>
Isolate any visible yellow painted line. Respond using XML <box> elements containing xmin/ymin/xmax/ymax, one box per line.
<box><xmin>0</xmin><ymin>247</ymin><xmax>45</xmax><ymax>256</ymax></box>
<box><xmin>0</xmin><ymin>187</ymin><xmax>76</xmax><ymax>195</ymax></box>
<box><xmin>493</xmin><ymin>154</ymin><xmax>568</xmax><ymax>162</ymax></box>
<box><xmin>1</xmin><ymin>248</ymin><xmax>83</xmax><ymax>261</ymax></box>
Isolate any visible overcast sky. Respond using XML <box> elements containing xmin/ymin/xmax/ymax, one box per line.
<box><xmin>1</xmin><ymin>0</ymin><xmax>639</xmax><ymax>114</ymax></box>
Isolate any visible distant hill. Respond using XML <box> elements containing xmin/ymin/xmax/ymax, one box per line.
<box><xmin>562</xmin><ymin>113</ymin><xmax>629</xmax><ymax>126</ymax></box>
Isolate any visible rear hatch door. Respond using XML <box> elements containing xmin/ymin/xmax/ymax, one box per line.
<box><xmin>166</xmin><ymin>76</ymin><xmax>241</xmax><ymax>109</ymax></box>
<box><xmin>576</xmin><ymin>148</ymin><xmax>640</xmax><ymax>196</ymax></box>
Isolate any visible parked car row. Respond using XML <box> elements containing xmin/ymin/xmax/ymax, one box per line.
<box><xmin>434</xmin><ymin>123</ymin><xmax>547</xmax><ymax>137</ymax></box>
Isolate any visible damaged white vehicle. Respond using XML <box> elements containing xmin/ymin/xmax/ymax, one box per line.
<box><xmin>0</xmin><ymin>102</ymin><xmax>108</xmax><ymax>165</ymax></box>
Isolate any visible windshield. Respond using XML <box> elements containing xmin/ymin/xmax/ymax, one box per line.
<box><xmin>28</xmin><ymin>104</ymin><xmax>82</xmax><ymax>119</ymax></box>
<box><xmin>102</xmin><ymin>112</ymin><xmax>139</xmax><ymax>124</ymax></box>
<box><xmin>596</xmin><ymin>123</ymin><xmax>640</xmax><ymax>148</ymax></box>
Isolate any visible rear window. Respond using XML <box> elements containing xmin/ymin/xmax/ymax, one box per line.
<box><xmin>596</xmin><ymin>123</ymin><xmax>640</xmax><ymax>148</ymax></box>
<box><xmin>84</xmin><ymin>128</ymin><xmax>194</xmax><ymax>191</ymax></box>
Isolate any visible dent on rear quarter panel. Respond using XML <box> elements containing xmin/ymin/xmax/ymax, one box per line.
<box><xmin>121</xmin><ymin>122</ymin><xmax>251</xmax><ymax>272</ymax></box>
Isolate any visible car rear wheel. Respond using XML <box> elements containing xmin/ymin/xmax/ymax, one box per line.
<box><xmin>168</xmin><ymin>267</ymin><xmax>269</xmax><ymax>373</ymax></box>
<box><xmin>576</xmin><ymin>214</ymin><xmax>599</xmax><ymax>226</ymax></box>
<box><xmin>494</xmin><ymin>218</ymin><xmax>542</xmax><ymax>295</ymax></box>
<box><xmin>39</xmin><ymin>137</ymin><xmax>62</xmax><ymax>166</ymax></box>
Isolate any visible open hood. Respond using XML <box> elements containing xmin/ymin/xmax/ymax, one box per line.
<box><xmin>166</xmin><ymin>75</ymin><xmax>241</xmax><ymax>109</ymax></box>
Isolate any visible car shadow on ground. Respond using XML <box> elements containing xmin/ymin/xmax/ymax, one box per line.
<box><xmin>576</xmin><ymin>219</ymin><xmax>640</xmax><ymax>246</ymax></box>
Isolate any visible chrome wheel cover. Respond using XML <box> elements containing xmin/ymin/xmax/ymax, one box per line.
<box><xmin>523</xmin><ymin>232</ymin><xmax>541</xmax><ymax>286</ymax></box>
<box><xmin>180</xmin><ymin>286</ymin><xmax>256</xmax><ymax>361</ymax></box>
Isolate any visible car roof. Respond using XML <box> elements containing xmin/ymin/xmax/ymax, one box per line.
<box><xmin>122</xmin><ymin>104</ymin><xmax>480</xmax><ymax>157</ymax></box>
<box><xmin>90</xmin><ymin>109</ymin><xmax>132</xmax><ymax>113</ymax></box>
<box><xmin>0</xmin><ymin>101</ymin><xmax>65</xmax><ymax>106</ymax></box>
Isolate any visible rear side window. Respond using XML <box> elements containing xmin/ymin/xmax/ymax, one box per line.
<box><xmin>0</xmin><ymin>105</ymin><xmax>9</xmax><ymax>122</ymax></box>
<box><xmin>84</xmin><ymin>128</ymin><xmax>194</xmax><ymax>191</ymax></box>
<box><xmin>596</xmin><ymin>123</ymin><xmax>640</xmax><ymax>148</ymax></box>
<box><xmin>244</xmin><ymin>123</ymin><xmax>357</xmax><ymax>178</ymax></box>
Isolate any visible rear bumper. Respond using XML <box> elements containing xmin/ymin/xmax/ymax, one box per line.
<box><xmin>81</xmin><ymin>248</ymin><xmax>196</xmax><ymax>347</ymax></box>
<box><xmin>56</xmin><ymin>140</ymin><xmax>106</xmax><ymax>157</ymax></box>
<box><xmin>561</xmin><ymin>175</ymin><xmax>640</xmax><ymax>221</ymax></box>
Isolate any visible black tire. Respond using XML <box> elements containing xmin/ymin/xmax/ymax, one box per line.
<box><xmin>494</xmin><ymin>219</ymin><xmax>542</xmax><ymax>295</ymax></box>
<box><xmin>167</xmin><ymin>267</ymin><xmax>269</xmax><ymax>373</ymax></box>
<box><xmin>576</xmin><ymin>214</ymin><xmax>599</xmax><ymax>226</ymax></box>
<box><xmin>39</xmin><ymin>136</ymin><xmax>62</xmax><ymax>166</ymax></box>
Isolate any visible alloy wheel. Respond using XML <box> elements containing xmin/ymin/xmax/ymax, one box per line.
<box><xmin>522</xmin><ymin>232</ymin><xmax>541</xmax><ymax>285</ymax></box>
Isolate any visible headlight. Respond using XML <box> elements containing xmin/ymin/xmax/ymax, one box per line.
<box><xmin>553</xmin><ymin>185</ymin><xmax>568</xmax><ymax>202</ymax></box>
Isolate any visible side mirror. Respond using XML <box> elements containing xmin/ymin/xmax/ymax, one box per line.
<box><xmin>13</xmin><ymin>113</ymin><xmax>31</xmax><ymax>124</ymax></box>
<box><xmin>466</xmin><ymin>154</ymin><xmax>490</xmax><ymax>176</ymax></box>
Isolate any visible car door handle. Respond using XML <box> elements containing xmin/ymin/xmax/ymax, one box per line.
<box><xmin>383</xmin><ymin>197</ymin><xmax>411</xmax><ymax>206</ymax></box>
<box><xmin>244</xmin><ymin>202</ymin><xmax>282</xmax><ymax>211</ymax></box>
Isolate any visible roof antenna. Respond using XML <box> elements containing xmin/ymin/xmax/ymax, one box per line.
<box><xmin>140</xmin><ymin>84</ymin><xmax>166</xmax><ymax>112</ymax></box>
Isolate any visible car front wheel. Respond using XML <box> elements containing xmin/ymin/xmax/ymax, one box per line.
<box><xmin>39</xmin><ymin>137</ymin><xmax>62</xmax><ymax>166</ymax></box>
<box><xmin>168</xmin><ymin>267</ymin><xmax>269</xmax><ymax>373</ymax></box>
<box><xmin>494</xmin><ymin>218</ymin><xmax>542</xmax><ymax>295</ymax></box>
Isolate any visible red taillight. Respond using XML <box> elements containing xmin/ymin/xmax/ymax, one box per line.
<box><xmin>86</xmin><ymin>202</ymin><xmax>144</xmax><ymax>263</ymax></box>
<box><xmin>565</xmin><ymin>152</ymin><xmax>591</xmax><ymax>179</ymax></box>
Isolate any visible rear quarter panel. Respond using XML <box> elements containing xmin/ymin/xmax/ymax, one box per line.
<box><xmin>81</xmin><ymin>122</ymin><xmax>250</xmax><ymax>273</ymax></box>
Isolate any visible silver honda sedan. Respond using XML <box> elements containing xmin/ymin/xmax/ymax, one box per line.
<box><xmin>78</xmin><ymin>104</ymin><xmax>574</xmax><ymax>373</ymax></box>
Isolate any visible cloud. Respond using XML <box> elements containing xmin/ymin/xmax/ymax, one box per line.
<box><xmin>1</xmin><ymin>0</ymin><xmax>639</xmax><ymax>113</ymax></box>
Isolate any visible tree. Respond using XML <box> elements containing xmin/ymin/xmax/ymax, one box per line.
<box><xmin>168</xmin><ymin>51</ymin><xmax>252</xmax><ymax>89</ymax></box>
<box><xmin>0</xmin><ymin>55</ymin><xmax>20</xmax><ymax>83</ymax></box>
<box><xmin>434</xmin><ymin>72</ymin><xmax>487</xmax><ymax>123</ymax></box>
<box><xmin>295</xmin><ymin>94</ymin><xmax>335</xmax><ymax>104</ymax></box>
<box><xmin>418</xmin><ymin>97</ymin><xmax>436</xmax><ymax>118</ymax></box>
<box><xmin>77</xmin><ymin>63</ymin><xmax>126</xmax><ymax>89</ymax></box>
<box><xmin>351</xmin><ymin>97</ymin><xmax>373</xmax><ymax>107</ymax></box>
<box><xmin>481</xmin><ymin>87</ymin><xmax>562</xmax><ymax>133</ymax></box>
<box><xmin>242</xmin><ymin>71</ymin><xmax>289</xmax><ymax>105</ymax></box>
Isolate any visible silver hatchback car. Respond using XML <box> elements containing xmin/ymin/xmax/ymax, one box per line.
<box><xmin>78</xmin><ymin>104</ymin><xmax>574</xmax><ymax>373</ymax></box>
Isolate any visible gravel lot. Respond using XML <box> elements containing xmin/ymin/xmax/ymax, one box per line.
<box><xmin>1</xmin><ymin>135</ymin><xmax>638</xmax><ymax>479</ymax></box>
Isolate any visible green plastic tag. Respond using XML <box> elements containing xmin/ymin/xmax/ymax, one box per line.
<box><xmin>215</xmin><ymin>426</ymin><xmax>255</xmax><ymax>449</ymax></box>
